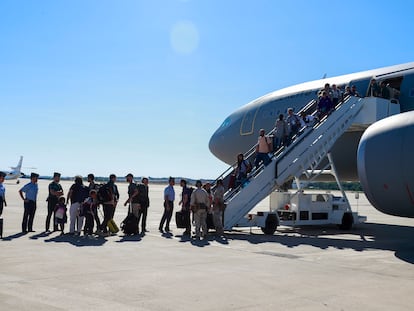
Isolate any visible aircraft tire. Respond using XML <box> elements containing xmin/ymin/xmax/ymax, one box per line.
<box><xmin>261</xmin><ymin>214</ymin><xmax>278</xmax><ymax>235</ymax></box>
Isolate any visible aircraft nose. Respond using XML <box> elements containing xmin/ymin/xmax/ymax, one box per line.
<box><xmin>209</xmin><ymin>130</ymin><xmax>227</xmax><ymax>162</ymax></box>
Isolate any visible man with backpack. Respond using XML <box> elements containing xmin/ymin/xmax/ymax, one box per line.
<box><xmin>121</xmin><ymin>173</ymin><xmax>139</xmax><ymax>235</ymax></box>
<box><xmin>137</xmin><ymin>177</ymin><xmax>150</xmax><ymax>234</ymax></box>
<box><xmin>100</xmin><ymin>174</ymin><xmax>119</xmax><ymax>236</ymax></box>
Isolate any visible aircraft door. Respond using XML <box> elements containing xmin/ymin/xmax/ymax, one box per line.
<box><xmin>398</xmin><ymin>75</ymin><xmax>414</xmax><ymax>112</ymax></box>
<box><xmin>240</xmin><ymin>107</ymin><xmax>259</xmax><ymax>136</ymax></box>
<box><xmin>348</xmin><ymin>78</ymin><xmax>371</xmax><ymax>96</ymax></box>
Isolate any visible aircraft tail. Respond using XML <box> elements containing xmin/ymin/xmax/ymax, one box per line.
<box><xmin>10</xmin><ymin>156</ymin><xmax>23</xmax><ymax>175</ymax></box>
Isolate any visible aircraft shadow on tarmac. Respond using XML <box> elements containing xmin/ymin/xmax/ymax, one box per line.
<box><xmin>225</xmin><ymin>222</ymin><xmax>414</xmax><ymax>264</ymax></box>
<box><xmin>43</xmin><ymin>234</ymin><xmax>107</xmax><ymax>247</ymax></box>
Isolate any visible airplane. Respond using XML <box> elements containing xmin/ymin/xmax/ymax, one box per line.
<box><xmin>209</xmin><ymin>62</ymin><xmax>414</xmax><ymax>218</ymax></box>
<box><xmin>1</xmin><ymin>156</ymin><xmax>24</xmax><ymax>183</ymax></box>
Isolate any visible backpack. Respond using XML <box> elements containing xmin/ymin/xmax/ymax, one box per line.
<box><xmin>71</xmin><ymin>184</ymin><xmax>90</xmax><ymax>204</ymax></box>
<box><xmin>136</xmin><ymin>183</ymin><xmax>148</xmax><ymax>205</ymax></box>
<box><xmin>97</xmin><ymin>184</ymin><xmax>113</xmax><ymax>203</ymax></box>
<box><xmin>244</xmin><ymin>160</ymin><xmax>252</xmax><ymax>173</ymax></box>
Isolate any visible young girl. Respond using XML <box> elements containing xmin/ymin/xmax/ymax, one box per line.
<box><xmin>54</xmin><ymin>196</ymin><xmax>67</xmax><ymax>236</ymax></box>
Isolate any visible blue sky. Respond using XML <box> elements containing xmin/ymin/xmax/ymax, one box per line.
<box><xmin>1</xmin><ymin>0</ymin><xmax>413</xmax><ymax>179</ymax></box>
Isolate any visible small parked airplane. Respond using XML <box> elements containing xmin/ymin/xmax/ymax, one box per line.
<box><xmin>1</xmin><ymin>156</ymin><xmax>24</xmax><ymax>183</ymax></box>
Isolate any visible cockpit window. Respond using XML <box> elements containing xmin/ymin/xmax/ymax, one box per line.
<box><xmin>220</xmin><ymin>117</ymin><xmax>231</xmax><ymax>129</ymax></box>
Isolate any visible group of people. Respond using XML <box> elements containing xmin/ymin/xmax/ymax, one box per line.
<box><xmin>0</xmin><ymin>171</ymin><xmax>150</xmax><ymax>237</ymax></box>
<box><xmin>159</xmin><ymin>177</ymin><xmax>225</xmax><ymax>240</ymax></box>
<box><xmin>0</xmin><ymin>171</ymin><xmax>226</xmax><ymax>240</ymax></box>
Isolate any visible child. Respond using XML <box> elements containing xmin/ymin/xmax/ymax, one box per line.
<box><xmin>82</xmin><ymin>190</ymin><xmax>98</xmax><ymax>236</ymax></box>
<box><xmin>54</xmin><ymin>196</ymin><xmax>67</xmax><ymax>236</ymax></box>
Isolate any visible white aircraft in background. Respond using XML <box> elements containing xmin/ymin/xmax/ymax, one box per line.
<box><xmin>1</xmin><ymin>156</ymin><xmax>24</xmax><ymax>183</ymax></box>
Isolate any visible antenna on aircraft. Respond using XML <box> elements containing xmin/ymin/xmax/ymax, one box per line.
<box><xmin>322</xmin><ymin>73</ymin><xmax>327</xmax><ymax>79</ymax></box>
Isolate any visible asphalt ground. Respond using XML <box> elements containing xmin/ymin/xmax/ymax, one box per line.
<box><xmin>1</xmin><ymin>179</ymin><xmax>413</xmax><ymax>310</ymax></box>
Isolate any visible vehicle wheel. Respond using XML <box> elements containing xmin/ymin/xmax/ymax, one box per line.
<box><xmin>339</xmin><ymin>212</ymin><xmax>353</xmax><ymax>230</ymax></box>
<box><xmin>261</xmin><ymin>214</ymin><xmax>278</xmax><ymax>235</ymax></box>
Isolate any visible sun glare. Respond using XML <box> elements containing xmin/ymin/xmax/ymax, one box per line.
<box><xmin>170</xmin><ymin>20</ymin><xmax>200</xmax><ymax>55</ymax></box>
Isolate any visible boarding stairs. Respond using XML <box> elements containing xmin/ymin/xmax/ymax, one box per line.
<box><xmin>214</xmin><ymin>95</ymin><xmax>366</xmax><ymax>230</ymax></box>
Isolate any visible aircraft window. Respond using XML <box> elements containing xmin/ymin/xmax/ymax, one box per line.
<box><xmin>220</xmin><ymin>117</ymin><xmax>231</xmax><ymax>129</ymax></box>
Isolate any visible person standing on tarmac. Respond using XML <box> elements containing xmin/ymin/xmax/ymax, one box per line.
<box><xmin>0</xmin><ymin>171</ymin><xmax>7</xmax><ymax>217</ymax></box>
<box><xmin>137</xmin><ymin>177</ymin><xmax>150</xmax><ymax>234</ymax></box>
<box><xmin>100</xmin><ymin>174</ymin><xmax>119</xmax><ymax>236</ymax></box>
<box><xmin>18</xmin><ymin>172</ymin><xmax>39</xmax><ymax>233</ymax></box>
<box><xmin>159</xmin><ymin>177</ymin><xmax>175</xmax><ymax>233</ymax></box>
<box><xmin>87</xmin><ymin>173</ymin><xmax>100</xmax><ymax>230</ymax></box>
<box><xmin>190</xmin><ymin>180</ymin><xmax>210</xmax><ymax>240</ymax></box>
<box><xmin>212</xmin><ymin>179</ymin><xmax>225</xmax><ymax>237</ymax></box>
<box><xmin>179</xmin><ymin>179</ymin><xmax>192</xmax><ymax>236</ymax></box>
<box><xmin>123</xmin><ymin>173</ymin><xmax>140</xmax><ymax>219</ymax></box>
<box><xmin>45</xmin><ymin>172</ymin><xmax>64</xmax><ymax>232</ymax></box>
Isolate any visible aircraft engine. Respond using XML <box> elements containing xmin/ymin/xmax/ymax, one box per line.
<box><xmin>357</xmin><ymin>111</ymin><xmax>414</xmax><ymax>217</ymax></box>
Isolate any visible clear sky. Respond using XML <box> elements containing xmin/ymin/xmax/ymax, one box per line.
<box><xmin>1</xmin><ymin>0</ymin><xmax>413</xmax><ymax>179</ymax></box>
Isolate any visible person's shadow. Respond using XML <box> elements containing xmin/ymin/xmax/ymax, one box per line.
<box><xmin>1</xmin><ymin>232</ymin><xmax>28</xmax><ymax>241</ymax></box>
<box><xmin>116</xmin><ymin>234</ymin><xmax>142</xmax><ymax>243</ymax></box>
<box><xmin>30</xmin><ymin>231</ymin><xmax>53</xmax><ymax>240</ymax></box>
<box><xmin>44</xmin><ymin>234</ymin><xmax>107</xmax><ymax>247</ymax></box>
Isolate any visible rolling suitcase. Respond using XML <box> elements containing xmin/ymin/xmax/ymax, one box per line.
<box><xmin>175</xmin><ymin>211</ymin><xmax>190</xmax><ymax>229</ymax></box>
<box><xmin>121</xmin><ymin>204</ymin><xmax>138</xmax><ymax>235</ymax></box>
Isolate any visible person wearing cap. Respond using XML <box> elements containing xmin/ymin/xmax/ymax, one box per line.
<box><xmin>190</xmin><ymin>180</ymin><xmax>210</xmax><ymax>240</ymax></box>
<box><xmin>0</xmin><ymin>171</ymin><xmax>6</xmax><ymax>217</ymax></box>
<box><xmin>159</xmin><ymin>177</ymin><xmax>175</xmax><ymax>232</ymax></box>
<box><xmin>45</xmin><ymin>172</ymin><xmax>64</xmax><ymax>232</ymax></box>
<box><xmin>18</xmin><ymin>172</ymin><xmax>39</xmax><ymax>233</ymax></box>
<box><xmin>124</xmin><ymin>173</ymin><xmax>140</xmax><ymax>225</ymax></box>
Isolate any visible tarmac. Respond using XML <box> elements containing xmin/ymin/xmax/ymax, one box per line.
<box><xmin>0</xmin><ymin>179</ymin><xmax>413</xmax><ymax>311</ymax></box>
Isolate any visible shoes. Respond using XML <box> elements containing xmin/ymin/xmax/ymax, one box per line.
<box><xmin>165</xmin><ymin>227</ymin><xmax>170</xmax><ymax>232</ymax></box>
<box><xmin>158</xmin><ymin>226</ymin><xmax>163</xmax><ymax>233</ymax></box>
<box><xmin>144</xmin><ymin>229</ymin><xmax>149</xmax><ymax>232</ymax></box>
<box><xmin>183</xmin><ymin>230</ymin><xmax>190</xmax><ymax>235</ymax></box>
<box><xmin>29</xmin><ymin>230</ymin><xmax>35</xmax><ymax>232</ymax></box>
<box><xmin>45</xmin><ymin>229</ymin><xmax>51</xmax><ymax>233</ymax></box>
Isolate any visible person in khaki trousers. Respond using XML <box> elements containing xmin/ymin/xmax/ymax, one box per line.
<box><xmin>190</xmin><ymin>180</ymin><xmax>210</xmax><ymax>240</ymax></box>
